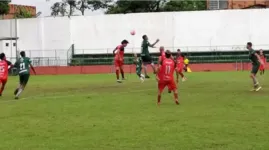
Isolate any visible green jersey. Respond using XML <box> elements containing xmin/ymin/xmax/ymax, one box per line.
<box><xmin>141</xmin><ymin>39</ymin><xmax>150</xmax><ymax>56</ymax></box>
<box><xmin>16</xmin><ymin>57</ymin><xmax>32</xmax><ymax>75</ymax></box>
<box><xmin>249</xmin><ymin>49</ymin><xmax>260</xmax><ymax>65</ymax></box>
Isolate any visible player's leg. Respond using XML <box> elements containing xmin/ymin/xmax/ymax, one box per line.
<box><xmin>250</xmin><ymin>65</ymin><xmax>261</xmax><ymax>91</ymax></box>
<box><xmin>0</xmin><ymin>79</ymin><xmax>7</xmax><ymax>96</ymax></box>
<box><xmin>136</xmin><ymin>68</ymin><xmax>144</xmax><ymax>82</ymax></box>
<box><xmin>169</xmin><ymin>81</ymin><xmax>179</xmax><ymax>105</ymax></box>
<box><xmin>15</xmin><ymin>74</ymin><xmax>30</xmax><ymax>99</ymax></box>
<box><xmin>119</xmin><ymin>62</ymin><xmax>125</xmax><ymax>80</ymax></box>
<box><xmin>148</xmin><ymin>56</ymin><xmax>156</xmax><ymax>74</ymax></box>
<box><xmin>157</xmin><ymin>81</ymin><xmax>165</xmax><ymax>105</ymax></box>
<box><xmin>115</xmin><ymin>60</ymin><xmax>121</xmax><ymax>83</ymax></box>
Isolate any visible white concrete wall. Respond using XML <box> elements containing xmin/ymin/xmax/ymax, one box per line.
<box><xmin>0</xmin><ymin>9</ymin><xmax>269</xmax><ymax>57</ymax></box>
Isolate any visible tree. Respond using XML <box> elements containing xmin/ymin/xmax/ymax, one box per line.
<box><xmin>163</xmin><ymin>0</ymin><xmax>206</xmax><ymax>12</ymax></box>
<box><xmin>76</xmin><ymin>0</ymin><xmax>112</xmax><ymax>15</ymax></box>
<box><xmin>106</xmin><ymin>0</ymin><xmax>206</xmax><ymax>14</ymax></box>
<box><xmin>51</xmin><ymin>1</ymin><xmax>68</xmax><ymax>16</ymax></box>
<box><xmin>106</xmin><ymin>0</ymin><xmax>166</xmax><ymax>14</ymax></box>
<box><xmin>15</xmin><ymin>6</ymin><xmax>33</xmax><ymax>18</ymax></box>
<box><xmin>66</xmin><ymin>0</ymin><xmax>76</xmax><ymax>17</ymax></box>
<box><xmin>0</xmin><ymin>2</ymin><xmax>10</xmax><ymax>15</ymax></box>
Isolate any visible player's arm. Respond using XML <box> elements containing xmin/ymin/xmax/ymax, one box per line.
<box><xmin>29</xmin><ymin>60</ymin><xmax>36</xmax><ymax>75</ymax></box>
<box><xmin>255</xmin><ymin>53</ymin><xmax>264</xmax><ymax>65</ymax></box>
<box><xmin>112</xmin><ymin>48</ymin><xmax>117</xmax><ymax>54</ymax></box>
<box><xmin>6</xmin><ymin>60</ymin><xmax>13</xmax><ymax>69</ymax></box>
<box><xmin>133</xmin><ymin>53</ymin><xmax>138</xmax><ymax>64</ymax></box>
<box><xmin>148</xmin><ymin>39</ymin><xmax>159</xmax><ymax>48</ymax></box>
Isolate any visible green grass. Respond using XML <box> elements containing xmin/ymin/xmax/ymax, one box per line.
<box><xmin>0</xmin><ymin>72</ymin><xmax>269</xmax><ymax>150</ymax></box>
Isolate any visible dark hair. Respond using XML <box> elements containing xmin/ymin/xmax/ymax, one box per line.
<box><xmin>247</xmin><ymin>42</ymin><xmax>252</xmax><ymax>47</ymax></box>
<box><xmin>142</xmin><ymin>35</ymin><xmax>147</xmax><ymax>40</ymax></box>
<box><xmin>177</xmin><ymin>49</ymin><xmax>181</xmax><ymax>52</ymax></box>
<box><xmin>165</xmin><ymin>50</ymin><xmax>171</xmax><ymax>58</ymax></box>
<box><xmin>20</xmin><ymin>51</ymin><xmax>26</xmax><ymax>57</ymax></box>
<box><xmin>0</xmin><ymin>53</ymin><xmax>5</xmax><ymax>60</ymax></box>
<box><xmin>121</xmin><ymin>40</ymin><xmax>129</xmax><ymax>44</ymax></box>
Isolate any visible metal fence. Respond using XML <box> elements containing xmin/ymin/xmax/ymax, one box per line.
<box><xmin>6</xmin><ymin>45</ymin><xmax>269</xmax><ymax>67</ymax></box>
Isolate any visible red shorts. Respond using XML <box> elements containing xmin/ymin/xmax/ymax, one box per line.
<box><xmin>0</xmin><ymin>78</ymin><xmax>7</xmax><ymax>85</ymax></box>
<box><xmin>158</xmin><ymin>80</ymin><xmax>177</xmax><ymax>92</ymax></box>
<box><xmin>114</xmin><ymin>59</ymin><xmax>124</xmax><ymax>67</ymax></box>
<box><xmin>176</xmin><ymin>65</ymin><xmax>184</xmax><ymax>73</ymax></box>
<box><xmin>259</xmin><ymin>64</ymin><xmax>265</xmax><ymax>70</ymax></box>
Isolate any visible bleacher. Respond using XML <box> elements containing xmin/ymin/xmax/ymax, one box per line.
<box><xmin>69</xmin><ymin>50</ymin><xmax>269</xmax><ymax>66</ymax></box>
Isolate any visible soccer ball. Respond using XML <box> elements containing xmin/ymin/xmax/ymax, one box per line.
<box><xmin>130</xmin><ymin>30</ymin><xmax>135</xmax><ymax>35</ymax></box>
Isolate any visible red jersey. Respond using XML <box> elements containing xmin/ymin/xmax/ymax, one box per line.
<box><xmin>158</xmin><ymin>58</ymin><xmax>176</xmax><ymax>81</ymax></box>
<box><xmin>176</xmin><ymin>56</ymin><xmax>184</xmax><ymax>67</ymax></box>
<box><xmin>0</xmin><ymin>60</ymin><xmax>8</xmax><ymax>79</ymax></box>
<box><xmin>114</xmin><ymin>45</ymin><xmax>125</xmax><ymax>61</ymax></box>
<box><xmin>260</xmin><ymin>55</ymin><xmax>266</xmax><ymax>64</ymax></box>
<box><xmin>160</xmin><ymin>51</ymin><xmax>165</xmax><ymax>61</ymax></box>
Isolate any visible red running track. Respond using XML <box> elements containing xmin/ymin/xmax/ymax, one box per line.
<box><xmin>30</xmin><ymin>63</ymin><xmax>268</xmax><ymax>75</ymax></box>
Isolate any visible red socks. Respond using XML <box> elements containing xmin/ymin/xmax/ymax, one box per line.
<box><xmin>120</xmin><ymin>69</ymin><xmax>125</xmax><ymax>79</ymax></box>
<box><xmin>157</xmin><ymin>95</ymin><xmax>161</xmax><ymax>103</ymax></box>
<box><xmin>116</xmin><ymin>70</ymin><xmax>119</xmax><ymax>80</ymax></box>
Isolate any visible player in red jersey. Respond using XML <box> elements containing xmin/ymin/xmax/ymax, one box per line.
<box><xmin>259</xmin><ymin>49</ymin><xmax>266</xmax><ymax>75</ymax></box>
<box><xmin>0</xmin><ymin>53</ymin><xmax>12</xmax><ymax>96</ymax></box>
<box><xmin>176</xmin><ymin>49</ymin><xmax>187</xmax><ymax>82</ymax></box>
<box><xmin>158</xmin><ymin>46</ymin><xmax>175</xmax><ymax>93</ymax></box>
<box><xmin>113</xmin><ymin>40</ymin><xmax>129</xmax><ymax>83</ymax></box>
<box><xmin>156</xmin><ymin>50</ymin><xmax>179</xmax><ymax>105</ymax></box>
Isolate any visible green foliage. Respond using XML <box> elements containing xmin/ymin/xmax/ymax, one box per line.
<box><xmin>106</xmin><ymin>0</ymin><xmax>166</xmax><ymax>14</ymax></box>
<box><xmin>106</xmin><ymin>0</ymin><xmax>206</xmax><ymax>14</ymax></box>
<box><xmin>51</xmin><ymin>0</ymin><xmax>112</xmax><ymax>16</ymax></box>
<box><xmin>0</xmin><ymin>2</ymin><xmax>10</xmax><ymax>15</ymax></box>
<box><xmin>163</xmin><ymin>0</ymin><xmax>207</xmax><ymax>11</ymax></box>
<box><xmin>15</xmin><ymin>7</ymin><xmax>33</xmax><ymax>18</ymax></box>
<box><xmin>77</xmin><ymin>0</ymin><xmax>112</xmax><ymax>15</ymax></box>
<box><xmin>51</xmin><ymin>1</ymin><xmax>68</xmax><ymax>16</ymax></box>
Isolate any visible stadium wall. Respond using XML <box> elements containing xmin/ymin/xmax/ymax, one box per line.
<box><xmin>1</xmin><ymin>9</ymin><xmax>269</xmax><ymax>60</ymax></box>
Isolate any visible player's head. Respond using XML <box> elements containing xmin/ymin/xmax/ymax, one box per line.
<box><xmin>142</xmin><ymin>35</ymin><xmax>148</xmax><ymax>40</ymax></box>
<box><xmin>121</xmin><ymin>40</ymin><xmax>129</xmax><ymax>47</ymax></box>
<box><xmin>177</xmin><ymin>49</ymin><xmax>181</xmax><ymax>55</ymax></box>
<box><xmin>159</xmin><ymin>46</ymin><xmax>164</xmax><ymax>53</ymax></box>
<box><xmin>246</xmin><ymin>42</ymin><xmax>252</xmax><ymax>50</ymax></box>
<box><xmin>165</xmin><ymin>50</ymin><xmax>171</xmax><ymax>58</ymax></box>
<box><xmin>0</xmin><ymin>53</ymin><xmax>6</xmax><ymax>60</ymax></box>
<box><xmin>20</xmin><ymin>51</ymin><xmax>26</xmax><ymax>57</ymax></box>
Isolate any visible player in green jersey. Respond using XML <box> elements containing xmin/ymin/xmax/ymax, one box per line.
<box><xmin>14</xmin><ymin>51</ymin><xmax>36</xmax><ymax>99</ymax></box>
<box><xmin>141</xmin><ymin>35</ymin><xmax>159</xmax><ymax>78</ymax></box>
<box><xmin>134</xmin><ymin>53</ymin><xmax>145</xmax><ymax>82</ymax></box>
<box><xmin>246</xmin><ymin>42</ymin><xmax>264</xmax><ymax>91</ymax></box>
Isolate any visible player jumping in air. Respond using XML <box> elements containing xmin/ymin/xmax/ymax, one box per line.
<box><xmin>14</xmin><ymin>51</ymin><xmax>36</xmax><ymax>99</ymax></box>
<box><xmin>156</xmin><ymin>50</ymin><xmax>179</xmax><ymax>106</ymax></box>
<box><xmin>246</xmin><ymin>42</ymin><xmax>264</xmax><ymax>91</ymax></box>
<box><xmin>113</xmin><ymin>40</ymin><xmax>129</xmax><ymax>83</ymax></box>
<box><xmin>0</xmin><ymin>53</ymin><xmax>12</xmax><ymax>96</ymax></box>
<box><xmin>133</xmin><ymin>53</ymin><xmax>145</xmax><ymax>82</ymax></box>
<box><xmin>141</xmin><ymin>35</ymin><xmax>159</xmax><ymax>78</ymax></box>
<box><xmin>176</xmin><ymin>49</ymin><xmax>187</xmax><ymax>82</ymax></box>
<box><xmin>259</xmin><ymin>49</ymin><xmax>266</xmax><ymax>75</ymax></box>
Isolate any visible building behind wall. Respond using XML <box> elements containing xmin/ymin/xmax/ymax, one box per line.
<box><xmin>0</xmin><ymin>4</ymin><xmax>36</xmax><ymax>19</ymax></box>
<box><xmin>207</xmin><ymin>0</ymin><xmax>269</xmax><ymax>10</ymax></box>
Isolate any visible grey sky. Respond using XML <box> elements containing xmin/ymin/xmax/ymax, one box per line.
<box><xmin>11</xmin><ymin>0</ymin><xmax>105</xmax><ymax>17</ymax></box>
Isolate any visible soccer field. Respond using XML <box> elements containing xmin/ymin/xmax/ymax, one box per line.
<box><xmin>0</xmin><ymin>72</ymin><xmax>269</xmax><ymax>150</ymax></box>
